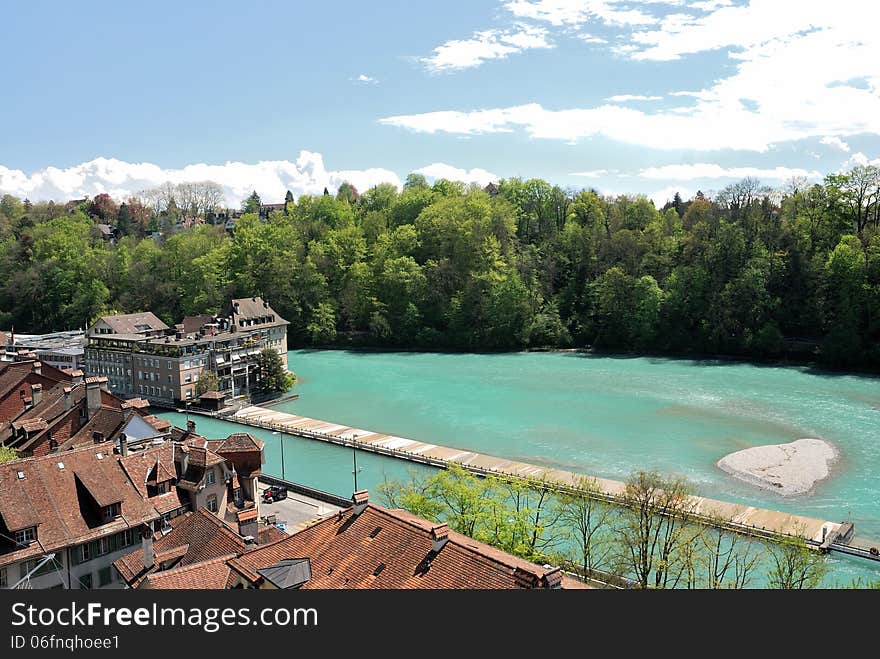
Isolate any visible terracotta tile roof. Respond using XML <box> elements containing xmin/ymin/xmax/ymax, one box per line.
<box><xmin>113</xmin><ymin>510</ymin><xmax>247</xmax><ymax>587</ymax></box>
<box><xmin>236</xmin><ymin>508</ymin><xmax>258</xmax><ymax>522</ymax></box>
<box><xmin>84</xmin><ymin>376</ymin><xmax>108</xmax><ymax>385</ymax></box>
<box><xmin>257</xmin><ymin>525</ymin><xmax>288</xmax><ymax>545</ymax></box>
<box><xmin>143</xmin><ymin>555</ymin><xmax>235</xmax><ymax>590</ymax></box>
<box><xmin>198</xmin><ymin>391</ymin><xmax>225</xmax><ymax>400</ymax></box>
<box><xmin>94</xmin><ymin>312</ymin><xmax>168</xmax><ymax>336</ymax></box>
<box><xmin>226</xmin><ymin>502</ymin><xmax>587</xmax><ymax>590</ymax></box>
<box><xmin>60</xmin><ymin>407</ymin><xmax>130</xmax><ymax>451</ymax></box>
<box><xmin>120</xmin><ymin>398</ymin><xmax>151</xmax><ymax>410</ymax></box>
<box><xmin>141</xmin><ymin>415</ymin><xmax>172</xmax><ymax>432</ymax></box>
<box><xmin>14</xmin><ymin>418</ymin><xmax>47</xmax><ymax>433</ymax></box>
<box><xmin>216</xmin><ymin>432</ymin><xmax>264</xmax><ymax>453</ymax></box>
<box><xmin>61</xmin><ymin>369</ymin><xmax>84</xmax><ymax>377</ymax></box>
<box><xmin>0</xmin><ymin>442</ymin><xmax>160</xmax><ymax>568</ymax></box>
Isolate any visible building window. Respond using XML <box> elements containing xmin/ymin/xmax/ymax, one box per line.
<box><xmin>14</xmin><ymin>527</ymin><xmax>36</xmax><ymax>546</ymax></box>
<box><xmin>167</xmin><ymin>361</ymin><xmax>172</xmax><ymax>369</ymax></box>
<box><xmin>98</xmin><ymin>537</ymin><xmax>110</xmax><ymax>555</ymax></box>
<box><xmin>80</xmin><ymin>573</ymin><xmax>92</xmax><ymax>590</ymax></box>
<box><xmin>185</xmin><ymin>389</ymin><xmax>192</xmax><ymax>399</ymax></box>
<box><xmin>81</xmin><ymin>543</ymin><xmax>92</xmax><ymax>562</ymax></box>
<box><xmin>168</xmin><ymin>375</ymin><xmax>172</xmax><ymax>384</ymax></box>
<box><xmin>206</xmin><ymin>494</ymin><xmax>218</xmax><ymax>513</ymax></box>
<box><xmin>121</xmin><ymin>529</ymin><xmax>134</xmax><ymax>547</ymax></box>
<box><xmin>98</xmin><ymin>566</ymin><xmax>113</xmax><ymax>587</ymax></box>
<box><xmin>233</xmin><ymin>487</ymin><xmax>243</xmax><ymax>506</ymax></box>
<box><xmin>205</xmin><ymin>469</ymin><xmax>215</xmax><ymax>486</ymax></box>
<box><xmin>102</xmin><ymin>503</ymin><xmax>121</xmax><ymax>522</ymax></box>
<box><xmin>0</xmin><ymin>567</ymin><xmax>6</xmax><ymax>588</ymax></box>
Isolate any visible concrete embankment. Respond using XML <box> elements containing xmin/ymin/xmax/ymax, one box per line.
<box><xmin>224</xmin><ymin>405</ymin><xmax>843</xmax><ymax>545</ymax></box>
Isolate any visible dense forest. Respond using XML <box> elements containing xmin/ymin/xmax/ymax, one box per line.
<box><xmin>1</xmin><ymin>165</ymin><xmax>879</xmax><ymax>369</ymax></box>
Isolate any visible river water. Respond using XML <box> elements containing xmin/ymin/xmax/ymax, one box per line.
<box><xmin>157</xmin><ymin>349</ymin><xmax>880</xmax><ymax>586</ymax></box>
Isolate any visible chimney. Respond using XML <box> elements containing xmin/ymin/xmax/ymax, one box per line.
<box><xmin>63</xmin><ymin>387</ymin><xmax>72</xmax><ymax>411</ymax></box>
<box><xmin>142</xmin><ymin>528</ymin><xmax>154</xmax><ymax>570</ymax></box>
<box><xmin>92</xmin><ymin>431</ymin><xmax>105</xmax><ymax>444</ymax></box>
<box><xmin>430</xmin><ymin>524</ymin><xmax>449</xmax><ymax>553</ymax></box>
<box><xmin>542</xmin><ymin>566</ymin><xmax>564</xmax><ymax>590</ymax></box>
<box><xmin>86</xmin><ymin>380</ymin><xmax>101</xmax><ymax>418</ymax></box>
<box><xmin>352</xmin><ymin>490</ymin><xmax>369</xmax><ymax>515</ymax></box>
<box><xmin>31</xmin><ymin>383</ymin><xmax>42</xmax><ymax>407</ymax></box>
<box><xmin>186</xmin><ymin>419</ymin><xmax>196</xmax><ymax>434</ymax></box>
<box><xmin>71</xmin><ymin>371</ymin><xmax>84</xmax><ymax>386</ymax></box>
<box><xmin>119</xmin><ymin>432</ymin><xmax>129</xmax><ymax>457</ymax></box>
<box><xmin>33</xmin><ymin>361</ymin><xmax>41</xmax><ymax>375</ymax></box>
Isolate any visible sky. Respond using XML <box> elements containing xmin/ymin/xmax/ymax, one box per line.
<box><xmin>1</xmin><ymin>0</ymin><xmax>879</xmax><ymax>208</ymax></box>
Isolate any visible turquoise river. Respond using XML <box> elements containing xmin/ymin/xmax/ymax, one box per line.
<box><xmin>158</xmin><ymin>349</ymin><xmax>880</xmax><ymax>586</ymax></box>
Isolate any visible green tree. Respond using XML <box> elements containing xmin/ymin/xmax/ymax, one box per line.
<box><xmin>195</xmin><ymin>370</ymin><xmax>220</xmax><ymax>396</ymax></box>
<box><xmin>0</xmin><ymin>445</ymin><xmax>19</xmax><ymax>464</ymax></box>
<box><xmin>242</xmin><ymin>190</ymin><xmax>261</xmax><ymax>214</ymax></box>
<box><xmin>765</xmin><ymin>534</ymin><xmax>828</xmax><ymax>589</ymax></box>
<box><xmin>255</xmin><ymin>348</ymin><xmax>294</xmax><ymax>393</ymax></box>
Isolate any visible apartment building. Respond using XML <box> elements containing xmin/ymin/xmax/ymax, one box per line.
<box><xmin>85</xmin><ymin>298</ymin><xmax>289</xmax><ymax>406</ymax></box>
<box><xmin>0</xmin><ymin>423</ymin><xmax>266</xmax><ymax>590</ymax></box>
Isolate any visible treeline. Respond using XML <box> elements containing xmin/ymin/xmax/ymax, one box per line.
<box><xmin>1</xmin><ymin>165</ymin><xmax>879</xmax><ymax>368</ymax></box>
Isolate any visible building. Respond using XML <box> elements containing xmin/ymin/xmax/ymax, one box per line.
<box><xmin>84</xmin><ymin>298</ymin><xmax>289</xmax><ymax>405</ymax></box>
<box><xmin>1</xmin><ymin>330</ymin><xmax>86</xmax><ymax>371</ymax></box>
<box><xmin>124</xmin><ymin>490</ymin><xmax>589</xmax><ymax>590</ymax></box>
<box><xmin>0</xmin><ymin>368</ymin><xmax>169</xmax><ymax>459</ymax></box>
<box><xmin>0</xmin><ymin>359</ymin><xmax>72</xmax><ymax>425</ymax></box>
<box><xmin>1</xmin><ymin>424</ymin><xmax>268</xmax><ymax>590</ymax></box>
<box><xmin>0</xmin><ymin>441</ymin><xmax>161</xmax><ymax>590</ymax></box>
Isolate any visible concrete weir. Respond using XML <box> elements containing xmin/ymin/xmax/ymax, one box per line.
<box><xmin>221</xmin><ymin>405</ymin><xmax>876</xmax><ymax>555</ymax></box>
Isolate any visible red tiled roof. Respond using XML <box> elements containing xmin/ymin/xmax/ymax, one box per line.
<box><xmin>142</xmin><ymin>415</ymin><xmax>172</xmax><ymax>432</ymax></box>
<box><xmin>226</xmin><ymin>502</ymin><xmax>588</xmax><ymax>590</ymax></box>
<box><xmin>121</xmin><ymin>398</ymin><xmax>150</xmax><ymax>410</ymax></box>
<box><xmin>143</xmin><ymin>555</ymin><xmax>235</xmax><ymax>590</ymax></box>
<box><xmin>0</xmin><ymin>442</ymin><xmax>160</xmax><ymax>568</ymax></box>
<box><xmin>216</xmin><ymin>432</ymin><xmax>264</xmax><ymax>453</ymax></box>
<box><xmin>113</xmin><ymin>510</ymin><xmax>247</xmax><ymax>587</ymax></box>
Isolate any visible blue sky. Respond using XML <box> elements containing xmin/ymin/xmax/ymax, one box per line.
<box><xmin>1</xmin><ymin>0</ymin><xmax>878</xmax><ymax>206</ymax></box>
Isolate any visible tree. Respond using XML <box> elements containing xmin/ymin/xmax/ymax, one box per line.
<box><xmin>612</xmin><ymin>470</ymin><xmax>695</xmax><ymax>588</ymax></box>
<box><xmin>255</xmin><ymin>348</ymin><xmax>294</xmax><ymax>393</ymax></box>
<box><xmin>306</xmin><ymin>302</ymin><xmax>337</xmax><ymax>344</ymax></box>
<box><xmin>242</xmin><ymin>190</ymin><xmax>261</xmax><ymax>214</ymax></box>
<box><xmin>556</xmin><ymin>477</ymin><xmax>615</xmax><ymax>578</ymax></box>
<box><xmin>336</xmin><ymin>181</ymin><xmax>360</xmax><ymax>205</ymax></box>
<box><xmin>766</xmin><ymin>534</ymin><xmax>828</xmax><ymax>589</ymax></box>
<box><xmin>88</xmin><ymin>193</ymin><xmax>119</xmax><ymax>225</ymax></box>
<box><xmin>404</xmin><ymin>173</ymin><xmax>429</xmax><ymax>190</ymax></box>
<box><xmin>0</xmin><ymin>445</ymin><xmax>19</xmax><ymax>464</ymax></box>
<box><xmin>195</xmin><ymin>370</ymin><xmax>220</xmax><ymax>396</ymax></box>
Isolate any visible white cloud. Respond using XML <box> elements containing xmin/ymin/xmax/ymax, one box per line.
<box><xmin>578</xmin><ymin>33</ymin><xmax>608</xmax><ymax>44</ymax></box>
<box><xmin>384</xmin><ymin>2</ymin><xmax>880</xmax><ymax>152</ymax></box>
<box><xmin>844</xmin><ymin>152</ymin><xmax>880</xmax><ymax>168</ymax></box>
<box><xmin>420</xmin><ymin>25</ymin><xmax>552</xmax><ymax>72</ymax></box>
<box><xmin>570</xmin><ymin>169</ymin><xmax>611</xmax><ymax>177</ymax></box>
<box><xmin>606</xmin><ymin>94</ymin><xmax>662</xmax><ymax>102</ymax></box>
<box><xmin>820</xmin><ymin>136</ymin><xmax>850</xmax><ymax>153</ymax></box>
<box><xmin>648</xmin><ymin>185</ymin><xmax>696</xmax><ymax>208</ymax></box>
<box><xmin>504</xmin><ymin>0</ymin><xmax>662</xmax><ymax>27</ymax></box>
<box><xmin>637</xmin><ymin>163</ymin><xmax>823</xmax><ymax>180</ymax></box>
<box><xmin>351</xmin><ymin>74</ymin><xmax>379</xmax><ymax>85</ymax></box>
<box><xmin>0</xmin><ymin>153</ymin><xmax>402</xmax><ymax>205</ymax></box>
<box><xmin>413</xmin><ymin>163</ymin><xmax>498</xmax><ymax>186</ymax></box>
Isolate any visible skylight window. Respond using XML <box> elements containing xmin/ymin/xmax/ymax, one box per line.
<box><xmin>372</xmin><ymin>563</ymin><xmax>385</xmax><ymax>577</ymax></box>
<box><xmin>369</xmin><ymin>526</ymin><xmax>382</xmax><ymax>538</ymax></box>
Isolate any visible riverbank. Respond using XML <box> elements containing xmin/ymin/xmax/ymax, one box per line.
<box><xmin>717</xmin><ymin>439</ymin><xmax>839</xmax><ymax>497</ymax></box>
<box><xmin>290</xmin><ymin>343</ymin><xmax>880</xmax><ymax>378</ymax></box>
